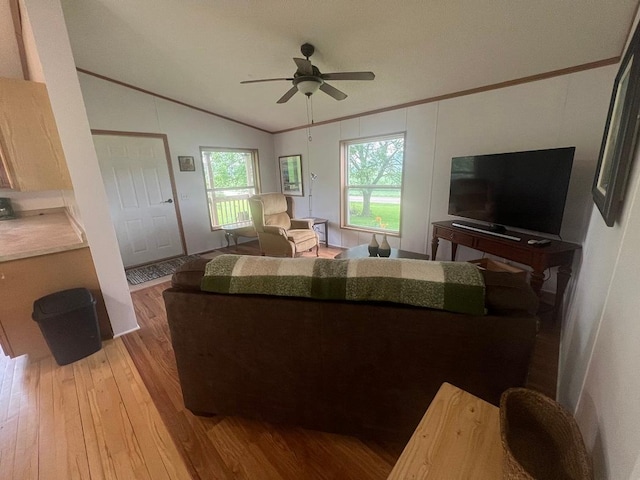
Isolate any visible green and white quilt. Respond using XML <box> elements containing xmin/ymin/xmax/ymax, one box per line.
<box><xmin>201</xmin><ymin>255</ymin><xmax>485</xmax><ymax>315</ymax></box>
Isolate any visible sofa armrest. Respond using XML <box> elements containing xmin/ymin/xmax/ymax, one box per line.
<box><xmin>171</xmin><ymin>258</ymin><xmax>210</xmax><ymax>290</ymax></box>
<box><xmin>291</xmin><ymin>218</ymin><xmax>313</xmax><ymax>229</ymax></box>
<box><xmin>263</xmin><ymin>225</ymin><xmax>288</xmax><ymax>236</ymax></box>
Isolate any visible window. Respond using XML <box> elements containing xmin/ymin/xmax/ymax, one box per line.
<box><xmin>200</xmin><ymin>148</ymin><xmax>260</xmax><ymax>229</ymax></box>
<box><xmin>341</xmin><ymin>134</ymin><xmax>405</xmax><ymax>234</ymax></box>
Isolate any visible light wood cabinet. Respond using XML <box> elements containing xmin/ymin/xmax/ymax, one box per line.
<box><xmin>0</xmin><ymin>77</ymin><xmax>72</xmax><ymax>191</ymax></box>
<box><xmin>0</xmin><ymin>247</ymin><xmax>112</xmax><ymax>360</ymax></box>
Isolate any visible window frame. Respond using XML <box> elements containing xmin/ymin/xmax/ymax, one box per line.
<box><xmin>339</xmin><ymin>132</ymin><xmax>406</xmax><ymax>236</ymax></box>
<box><xmin>200</xmin><ymin>146</ymin><xmax>261</xmax><ymax>231</ymax></box>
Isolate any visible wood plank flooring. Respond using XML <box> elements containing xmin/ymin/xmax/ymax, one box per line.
<box><xmin>0</xmin><ymin>241</ymin><xmax>560</xmax><ymax>480</ymax></box>
<box><xmin>0</xmin><ymin>338</ymin><xmax>191</xmax><ymax>479</ymax></box>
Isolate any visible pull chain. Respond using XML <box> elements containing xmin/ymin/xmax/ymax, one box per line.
<box><xmin>305</xmin><ymin>95</ymin><xmax>314</xmax><ymax>141</ymax></box>
<box><xmin>305</xmin><ymin>95</ymin><xmax>315</xmax><ymax>216</ymax></box>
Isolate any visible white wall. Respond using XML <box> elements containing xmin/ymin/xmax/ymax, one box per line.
<box><xmin>275</xmin><ymin>107</ymin><xmax>438</xmax><ymax>253</ymax></box>
<box><xmin>558</xmin><ymin>12</ymin><xmax>640</xmax><ymax>479</ymax></box>
<box><xmin>568</xmin><ymin>152</ymin><xmax>640</xmax><ymax>479</ymax></box>
<box><xmin>77</xmin><ymin>73</ymin><xmax>277</xmax><ymax>254</ymax></box>
<box><xmin>275</xmin><ymin>66</ymin><xmax>615</xmax><ymax>293</ymax></box>
<box><xmin>20</xmin><ymin>0</ymin><xmax>138</xmax><ymax>336</ymax></box>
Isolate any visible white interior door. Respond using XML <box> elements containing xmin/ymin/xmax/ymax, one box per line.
<box><xmin>93</xmin><ymin>134</ymin><xmax>184</xmax><ymax>267</ymax></box>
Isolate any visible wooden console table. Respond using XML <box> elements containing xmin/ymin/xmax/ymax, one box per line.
<box><xmin>387</xmin><ymin>382</ymin><xmax>502</xmax><ymax>479</ymax></box>
<box><xmin>431</xmin><ymin>221</ymin><xmax>581</xmax><ymax>321</ymax></box>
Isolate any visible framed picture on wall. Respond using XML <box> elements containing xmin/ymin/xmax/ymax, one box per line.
<box><xmin>592</xmin><ymin>21</ymin><xmax>640</xmax><ymax>226</ymax></box>
<box><xmin>178</xmin><ymin>156</ymin><xmax>196</xmax><ymax>172</ymax></box>
<box><xmin>279</xmin><ymin>154</ymin><xmax>304</xmax><ymax>196</ymax></box>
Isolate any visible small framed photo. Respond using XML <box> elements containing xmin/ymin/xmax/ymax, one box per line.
<box><xmin>279</xmin><ymin>154</ymin><xmax>304</xmax><ymax>196</ymax></box>
<box><xmin>178</xmin><ymin>156</ymin><xmax>196</xmax><ymax>172</ymax></box>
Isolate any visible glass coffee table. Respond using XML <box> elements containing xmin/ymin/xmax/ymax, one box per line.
<box><xmin>335</xmin><ymin>244</ymin><xmax>430</xmax><ymax>260</ymax></box>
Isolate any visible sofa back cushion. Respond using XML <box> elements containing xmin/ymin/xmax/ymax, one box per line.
<box><xmin>200</xmin><ymin>255</ymin><xmax>486</xmax><ymax>315</ymax></box>
<box><xmin>172</xmin><ymin>257</ymin><xmax>539</xmax><ymax>316</ymax></box>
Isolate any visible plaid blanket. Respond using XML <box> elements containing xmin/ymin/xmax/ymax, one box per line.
<box><xmin>201</xmin><ymin>255</ymin><xmax>485</xmax><ymax>315</ymax></box>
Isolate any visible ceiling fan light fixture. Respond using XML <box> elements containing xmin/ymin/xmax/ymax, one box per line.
<box><xmin>242</xmin><ymin>44</ymin><xmax>374</xmax><ymax>103</ymax></box>
<box><xmin>294</xmin><ymin>76</ymin><xmax>323</xmax><ymax>96</ymax></box>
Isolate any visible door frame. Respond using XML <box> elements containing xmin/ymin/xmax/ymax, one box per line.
<box><xmin>91</xmin><ymin>130</ymin><xmax>187</xmax><ymax>265</ymax></box>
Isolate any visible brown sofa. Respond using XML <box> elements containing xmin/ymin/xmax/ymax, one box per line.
<box><xmin>163</xmin><ymin>257</ymin><xmax>539</xmax><ymax>442</ymax></box>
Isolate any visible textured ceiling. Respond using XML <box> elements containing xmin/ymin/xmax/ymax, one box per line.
<box><xmin>60</xmin><ymin>0</ymin><xmax>638</xmax><ymax>133</ymax></box>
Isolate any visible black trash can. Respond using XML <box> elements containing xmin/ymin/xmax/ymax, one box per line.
<box><xmin>32</xmin><ymin>288</ymin><xmax>101</xmax><ymax>366</ymax></box>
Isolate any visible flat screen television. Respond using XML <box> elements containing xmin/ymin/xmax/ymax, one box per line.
<box><xmin>448</xmin><ymin>147</ymin><xmax>575</xmax><ymax>235</ymax></box>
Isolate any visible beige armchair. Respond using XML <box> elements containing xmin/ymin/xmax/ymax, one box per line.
<box><xmin>249</xmin><ymin>193</ymin><xmax>319</xmax><ymax>257</ymax></box>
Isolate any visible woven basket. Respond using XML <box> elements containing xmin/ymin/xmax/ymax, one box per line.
<box><xmin>500</xmin><ymin>388</ymin><xmax>594</xmax><ymax>479</ymax></box>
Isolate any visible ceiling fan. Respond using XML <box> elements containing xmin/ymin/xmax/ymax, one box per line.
<box><xmin>241</xmin><ymin>43</ymin><xmax>375</xmax><ymax>104</ymax></box>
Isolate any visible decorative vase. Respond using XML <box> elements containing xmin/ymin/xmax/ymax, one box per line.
<box><xmin>368</xmin><ymin>234</ymin><xmax>379</xmax><ymax>256</ymax></box>
<box><xmin>378</xmin><ymin>234</ymin><xmax>391</xmax><ymax>257</ymax></box>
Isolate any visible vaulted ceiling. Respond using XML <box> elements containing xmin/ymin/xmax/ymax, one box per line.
<box><xmin>60</xmin><ymin>0</ymin><xmax>639</xmax><ymax>133</ymax></box>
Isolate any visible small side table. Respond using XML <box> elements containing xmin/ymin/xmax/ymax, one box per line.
<box><xmin>387</xmin><ymin>382</ymin><xmax>502</xmax><ymax>479</ymax></box>
<box><xmin>309</xmin><ymin>217</ymin><xmax>328</xmax><ymax>246</ymax></box>
<box><xmin>222</xmin><ymin>223</ymin><xmax>257</xmax><ymax>249</ymax></box>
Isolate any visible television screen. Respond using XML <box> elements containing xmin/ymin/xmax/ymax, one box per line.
<box><xmin>448</xmin><ymin>147</ymin><xmax>575</xmax><ymax>235</ymax></box>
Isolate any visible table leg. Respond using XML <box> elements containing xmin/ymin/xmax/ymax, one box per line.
<box><xmin>530</xmin><ymin>270</ymin><xmax>544</xmax><ymax>297</ymax></box>
<box><xmin>431</xmin><ymin>236</ymin><xmax>439</xmax><ymax>260</ymax></box>
<box><xmin>224</xmin><ymin>232</ymin><xmax>231</xmax><ymax>248</ymax></box>
<box><xmin>451</xmin><ymin>243</ymin><xmax>458</xmax><ymax>262</ymax></box>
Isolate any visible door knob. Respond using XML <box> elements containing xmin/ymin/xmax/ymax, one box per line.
<box><xmin>163</xmin><ymin>198</ymin><xmax>173</xmax><ymax>203</ymax></box>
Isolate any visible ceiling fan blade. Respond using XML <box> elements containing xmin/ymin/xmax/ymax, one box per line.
<box><xmin>276</xmin><ymin>86</ymin><xmax>298</xmax><ymax>104</ymax></box>
<box><xmin>241</xmin><ymin>77</ymin><xmax>293</xmax><ymax>84</ymax></box>
<box><xmin>319</xmin><ymin>82</ymin><xmax>347</xmax><ymax>101</ymax></box>
<box><xmin>293</xmin><ymin>57</ymin><xmax>313</xmax><ymax>75</ymax></box>
<box><xmin>320</xmin><ymin>72</ymin><xmax>375</xmax><ymax>81</ymax></box>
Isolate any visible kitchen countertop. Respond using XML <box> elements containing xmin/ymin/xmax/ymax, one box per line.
<box><xmin>0</xmin><ymin>210</ymin><xmax>87</xmax><ymax>262</ymax></box>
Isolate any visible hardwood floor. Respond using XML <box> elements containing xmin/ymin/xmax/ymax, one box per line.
<box><xmin>0</xmin><ymin>242</ymin><xmax>560</xmax><ymax>480</ymax></box>
<box><xmin>0</xmin><ymin>337</ymin><xmax>191</xmax><ymax>479</ymax></box>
